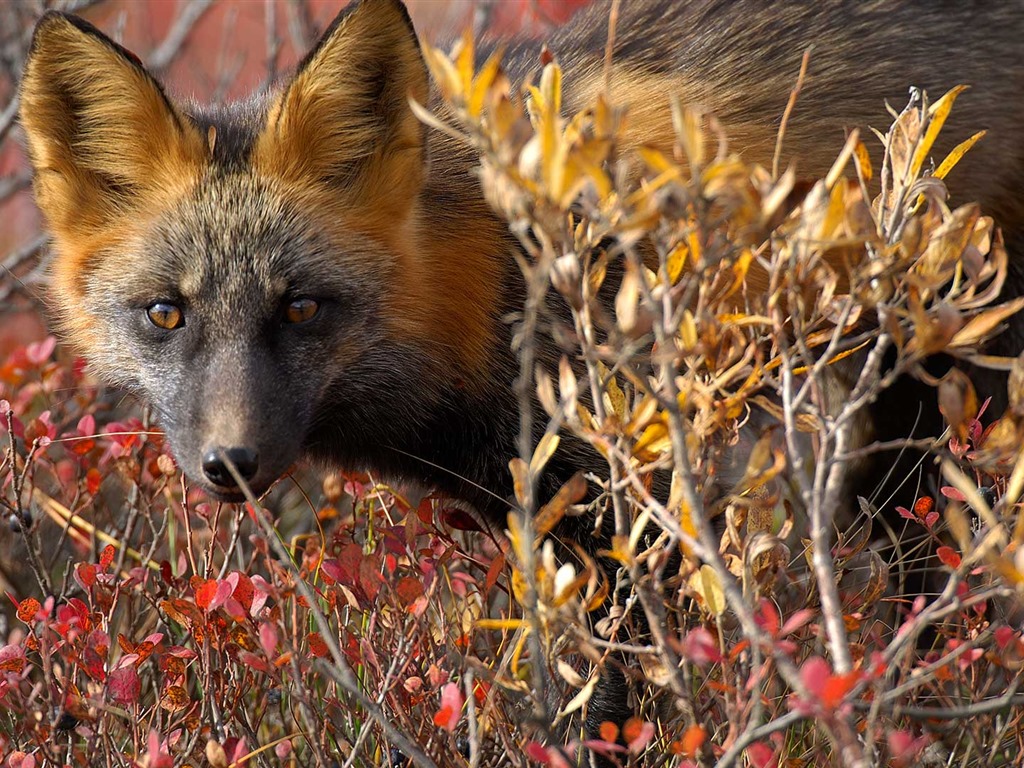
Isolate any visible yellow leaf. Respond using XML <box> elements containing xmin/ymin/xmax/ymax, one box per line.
<box><xmin>508</xmin><ymin>458</ymin><xmax>530</xmax><ymax>508</ymax></box>
<box><xmin>509</xmin><ymin>624</ymin><xmax>530</xmax><ymax>677</ymax></box>
<box><xmin>529</xmin><ymin>433</ymin><xmax>561</xmax><ymax>476</ymax></box>
<box><xmin>455</xmin><ymin>29</ymin><xmax>475</xmax><ymax>101</ymax></box>
<box><xmin>558</xmin><ymin>673</ymin><xmax>600</xmax><ymax>717</ymax></box>
<box><xmin>615</xmin><ymin>262</ymin><xmax>641</xmax><ymax>334</ymax></box>
<box><xmin>679</xmin><ymin>309</ymin><xmax>698</xmax><ymax>350</ymax></box>
<box><xmin>698</xmin><ymin>564</ymin><xmax>726</xmax><ymax>616</ymax></box>
<box><xmin>556</xmin><ymin>659</ymin><xmax>586</xmax><ymax>687</ymax></box>
<box><xmin>535</xmin><ymin>472</ymin><xmax>587</xmax><ymax>538</ymax></box>
<box><xmin>729</xmin><ymin>247</ymin><xmax>755</xmax><ymax>296</ymax></box>
<box><xmin>624</xmin><ymin>395</ymin><xmax>659</xmax><ymax>436</ymax></box>
<box><xmin>761</xmin><ymin>166</ymin><xmax>795</xmax><ymax>221</ymax></box>
<box><xmin>468</xmin><ymin>47</ymin><xmax>503</xmax><ymax>119</ymax></box>
<box><xmin>820</xmin><ymin>178</ymin><xmax>847</xmax><ymax>239</ymax></box>
<box><xmin>912</xmin><ymin>85</ymin><xmax>968</xmax><ymax>178</ymax></box>
<box><xmin>949</xmin><ymin>297</ymin><xmax>1024</xmax><ymax>349</ymax></box>
<box><xmin>824</xmin><ymin>128</ymin><xmax>859</xmax><ymax>189</ymax></box>
<box><xmin>934</xmin><ymin>130</ymin><xmax>986</xmax><ymax>181</ymax></box>
<box><xmin>553</xmin><ymin>566</ymin><xmax>590</xmax><ymax>607</ymax></box>
<box><xmin>602</xmin><ymin>374</ymin><xmax>626</xmax><ymax>423</ymax></box>
<box><xmin>603</xmin><ymin>535</ymin><xmax>632</xmax><ymax>565</ymax></box>
<box><xmin>853</xmin><ymin>139</ymin><xmax>873</xmax><ymax>183</ymax></box>
<box><xmin>423</xmin><ymin>45</ymin><xmax>462</xmax><ymax>101</ymax></box>
<box><xmin>674</xmin><ymin>99</ymin><xmax>705</xmax><ymax>168</ymax></box>
<box><xmin>510</xmin><ymin>565</ymin><xmax>529</xmax><ymax>604</ymax></box>
<box><xmin>666</xmin><ymin>242</ymin><xmax>688</xmax><ymax>283</ymax></box>
<box><xmin>539</xmin><ymin>60</ymin><xmax>561</xmax><ymax>115</ymax></box>
<box><xmin>687</xmin><ymin>230</ymin><xmax>702</xmax><ymax>267</ymax></box>
<box><xmin>634</xmin><ymin>421</ymin><xmax>671</xmax><ymax>461</ymax></box>
<box><xmin>628</xmin><ymin>509</ymin><xmax>652</xmax><ymax>554</ymax></box>
<box><xmin>637</xmin><ymin>145</ymin><xmax>679</xmax><ymax>175</ymax></box>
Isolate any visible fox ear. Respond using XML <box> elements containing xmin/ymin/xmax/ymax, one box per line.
<box><xmin>255</xmin><ymin>0</ymin><xmax>429</xmax><ymax>226</ymax></box>
<box><xmin>19</xmin><ymin>12</ymin><xmax>205</xmax><ymax>240</ymax></box>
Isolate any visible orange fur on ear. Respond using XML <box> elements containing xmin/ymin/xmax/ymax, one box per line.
<box><xmin>19</xmin><ymin>12</ymin><xmax>205</xmax><ymax>241</ymax></box>
<box><xmin>254</xmin><ymin>0</ymin><xmax>429</xmax><ymax>228</ymax></box>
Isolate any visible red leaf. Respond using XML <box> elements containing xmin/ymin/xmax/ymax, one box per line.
<box><xmin>308</xmin><ymin>632</ymin><xmax>329</xmax><ymax>658</ymax></box>
<box><xmin>746</xmin><ymin>741</ymin><xmax>777</xmax><ymax>768</ymax></box>
<box><xmin>440</xmin><ymin>507</ymin><xmax>484</xmax><ymax>532</ymax></box>
<box><xmin>939</xmin><ymin>486</ymin><xmax>967</xmax><ymax>501</ymax></box>
<box><xmin>525</xmin><ymin>742</ymin><xmax>550</xmax><ymax>762</ymax></box>
<box><xmin>26</xmin><ymin>336</ymin><xmax>56</xmax><ymax>365</ymax></box>
<box><xmin>621</xmin><ymin>717</ymin><xmax>644</xmax><ymax>744</ymax></box>
<box><xmin>145</xmin><ymin>731</ymin><xmax>174</xmax><ymax>768</ymax></box>
<box><xmin>85</xmin><ymin>468</ymin><xmax>102</xmax><ymax>495</ymax></box>
<box><xmin>821</xmin><ymin>671</ymin><xmax>860</xmax><ymax>708</ymax></box>
<box><xmin>0</xmin><ymin>643</ymin><xmax>26</xmax><ymax>673</ymax></box>
<box><xmin>17</xmin><ymin>597</ymin><xmax>41</xmax><ymax>624</ymax></box>
<box><xmin>936</xmin><ymin>546</ymin><xmax>961</xmax><ymax>569</ymax></box>
<box><xmin>76</xmin><ymin>563</ymin><xmax>97</xmax><ymax>590</ymax></box>
<box><xmin>231</xmin><ymin>572</ymin><xmax>255</xmax><ymax>611</ymax></box>
<box><xmin>599</xmin><ymin>722</ymin><xmax>619</xmax><ymax>743</ymax></box>
<box><xmin>485</xmin><ymin>552</ymin><xmax>506</xmax><ymax>593</ymax></box>
<box><xmin>395</xmin><ymin>576</ymin><xmax>425</xmax><ymax>607</ymax></box>
<box><xmin>994</xmin><ymin>625</ymin><xmax>1017</xmax><ymax>650</ymax></box>
<box><xmin>99</xmin><ymin>544</ymin><xmax>115</xmax><ymax>571</ymax></box>
<box><xmin>755</xmin><ymin>598</ymin><xmax>780</xmax><ymax>636</ymax></box>
<box><xmin>779</xmin><ymin>608</ymin><xmax>815</xmax><ymax>637</ymax></box>
<box><xmin>888</xmin><ymin>729</ymin><xmax>929</xmax><ymax>767</ymax></box>
<box><xmin>7</xmin><ymin>753</ymin><xmax>35</xmax><ymax>768</ymax></box>
<box><xmin>678</xmin><ymin>627</ymin><xmax>721</xmax><ymax>667</ymax></box>
<box><xmin>108</xmin><ymin>665</ymin><xmax>141</xmax><ymax>705</ymax></box>
<box><xmin>319</xmin><ymin>558</ymin><xmax>344</xmax><ymax>585</ymax></box>
<box><xmin>433</xmin><ymin>682</ymin><xmax>464</xmax><ymax>732</ymax></box>
<box><xmin>624</xmin><ymin>719</ymin><xmax>655</xmax><ymax>753</ymax></box>
<box><xmin>359</xmin><ymin>556</ymin><xmax>382</xmax><ymax>601</ymax></box>
<box><xmin>895</xmin><ymin>505</ymin><xmax>915</xmax><ymax>520</ymax></box>
<box><xmin>207</xmin><ymin>579</ymin><xmax>234</xmax><ymax>613</ymax></box>
<box><xmin>237</xmin><ymin>651</ymin><xmax>271</xmax><ymax>675</ymax></box>
<box><xmin>194</xmin><ymin>579</ymin><xmax>218</xmax><ymax>611</ymax></box>
<box><xmin>680</xmin><ymin>724</ymin><xmax>707</xmax><ymax>756</ymax></box>
<box><xmin>799</xmin><ymin>656</ymin><xmax>831</xmax><ymax>698</ymax></box>
<box><xmin>259</xmin><ymin>622</ymin><xmax>278</xmax><ymax>658</ymax></box>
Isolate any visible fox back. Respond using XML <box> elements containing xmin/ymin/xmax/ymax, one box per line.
<box><xmin>18</xmin><ymin>0</ymin><xmax>1024</xmax><ymax>514</ymax></box>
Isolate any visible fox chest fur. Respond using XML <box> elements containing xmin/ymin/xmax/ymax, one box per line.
<box><xmin>18</xmin><ymin>0</ymin><xmax>1024</xmax><ymax>521</ymax></box>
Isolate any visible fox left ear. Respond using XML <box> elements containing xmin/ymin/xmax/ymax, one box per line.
<box><xmin>256</xmin><ymin>0</ymin><xmax>429</xmax><ymax>226</ymax></box>
<box><xmin>19</xmin><ymin>12</ymin><xmax>206</xmax><ymax>241</ymax></box>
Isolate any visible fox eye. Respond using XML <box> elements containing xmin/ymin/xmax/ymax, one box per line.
<box><xmin>283</xmin><ymin>298</ymin><xmax>320</xmax><ymax>324</ymax></box>
<box><xmin>147</xmin><ymin>302</ymin><xmax>184</xmax><ymax>330</ymax></box>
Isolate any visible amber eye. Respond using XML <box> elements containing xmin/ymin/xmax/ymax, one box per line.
<box><xmin>146</xmin><ymin>302</ymin><xmax>184</xmax><ymax>330</ymax></box>
<box><xmin>284</xmin><ymin>298</ymin><xmax>320</xmax><ymax>324</ymax></box>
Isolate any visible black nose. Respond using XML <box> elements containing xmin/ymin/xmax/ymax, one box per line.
<box><xmin>201</xmin><ymin>447</ymin><xmax>259</xmax><ymax>488</ymax></box>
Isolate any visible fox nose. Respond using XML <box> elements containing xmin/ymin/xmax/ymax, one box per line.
<box><xmin>201</xmin><ymin>447</ymin><xmax>259</xmax><ymax>488</ymax></box>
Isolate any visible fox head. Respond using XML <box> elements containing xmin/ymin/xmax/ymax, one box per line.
<box><xmin>18</xmin><ymin>0</ymin><xmax>496</xmax><ymax>500</ymax></box>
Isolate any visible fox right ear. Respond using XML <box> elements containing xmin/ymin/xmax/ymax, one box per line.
<box><xmin>19</xmin><ymin>12</ymin><xmax>205</xmax><ymax>241</ymax></box>
<box><xmin>254</xmin><ymin>0</ymin><xmax>429</xmax><ymax>229</ymax></box>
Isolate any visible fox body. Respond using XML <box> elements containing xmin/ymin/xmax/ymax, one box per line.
<box><xmin>19</xmin><ymin>0</ymin><xmax>1024</xmax><ymax>514</ymax></box>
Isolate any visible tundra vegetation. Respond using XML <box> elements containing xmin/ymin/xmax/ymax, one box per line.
<box><xmin>2</xmin><ymin>2</ymin><xmax>1024</xmax><ymax>767</ymax></box>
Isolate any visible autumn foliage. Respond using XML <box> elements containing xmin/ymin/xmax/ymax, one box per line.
<box><xmin>3</xmin><ymin>1</ymin><xmax>1024</xmax><ymax>767</ymax></box>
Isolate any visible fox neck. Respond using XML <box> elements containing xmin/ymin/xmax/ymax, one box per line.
<box><xmin>305</xmin><ymin>132</ymin><xmax>525</xmax><ymax>514</ymax></box>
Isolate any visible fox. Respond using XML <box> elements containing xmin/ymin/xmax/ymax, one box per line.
<box><xmin>17</xmin><ymin>0</ymin><xmax>1024</xmax><ymax>750</ymax></box>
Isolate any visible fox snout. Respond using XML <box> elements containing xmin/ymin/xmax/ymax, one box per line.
<box><xmin>200</xmin><ymin>446</ymin><xmax>260</xmax><ymax>491</ymax></box>
<box><xmin>146</xmin><ymin>341</ymin><xmax>317</xmax><ymax>503</ymax></box>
